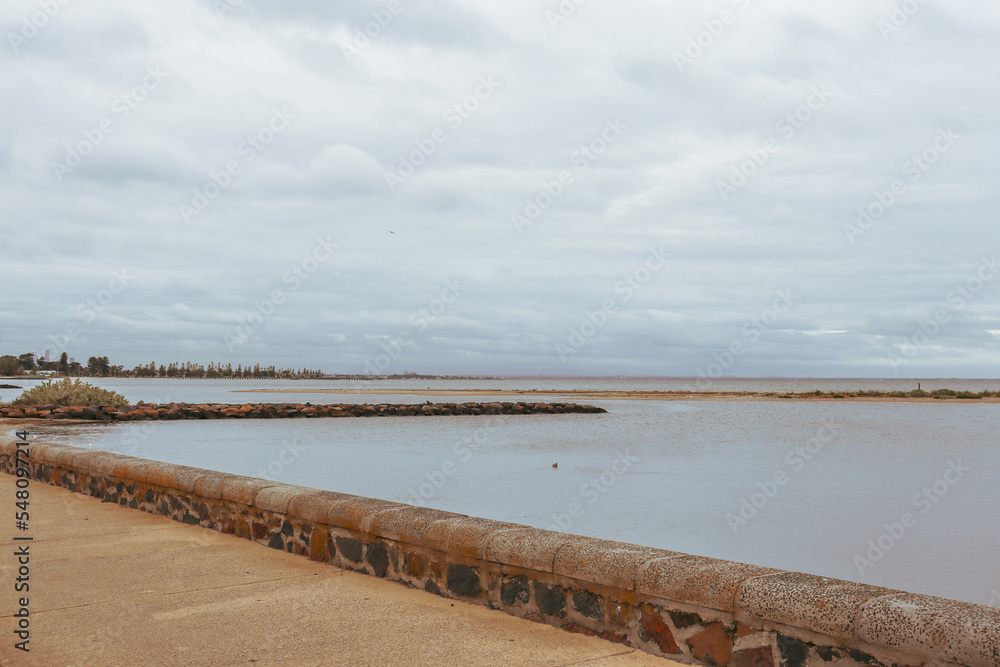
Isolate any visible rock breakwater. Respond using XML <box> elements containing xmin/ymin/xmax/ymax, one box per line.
<box><xmin>0</xmin><ymin>401</ymin><xmax>606</xmax><ymax>421</ymax></box>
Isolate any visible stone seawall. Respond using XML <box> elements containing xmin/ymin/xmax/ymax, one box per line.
<box><xmin>0</xmin><ymin>401</ymin><xmax>604</xmax><ymax>421</ymax></box>
<box><xmin>2</xmin><ymin>439</ymin><xmax>998</xmax><ymax>666</ymax></box>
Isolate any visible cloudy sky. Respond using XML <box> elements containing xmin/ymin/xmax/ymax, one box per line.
<box><xmin>2</xmin><ymin>0</ymin><xmax>998</xmax><ymax>377</ymax></box>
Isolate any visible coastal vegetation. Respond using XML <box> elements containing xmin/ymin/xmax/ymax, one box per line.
<box><xmin>10</xmin><ymin>378</ymin><xmax>128</xmax><ymax>406</ymax></box>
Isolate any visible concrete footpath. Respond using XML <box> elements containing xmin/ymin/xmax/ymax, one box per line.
<box><xmin>0</xmin><ymin>474</ymin><xmax>680</xmax><ymax>666</ymax></box>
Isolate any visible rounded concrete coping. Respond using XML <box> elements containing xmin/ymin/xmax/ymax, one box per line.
<box><xmin>34</xmin><ymin>443</ymin><xmax>74</xmax><ymax>465</ymax></box>
<box><xmin>17</xmin><ymin>442</ymin><xmax>1000</xmax><ymax>666</ymax></box>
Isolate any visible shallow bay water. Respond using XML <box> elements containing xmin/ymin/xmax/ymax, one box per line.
<box><xmin>6</xmin><ymin>377</ymin><xmax>999</xmax><ymax>606</ymax></box>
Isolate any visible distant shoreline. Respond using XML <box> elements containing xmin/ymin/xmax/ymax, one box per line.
<box><xmin>231</xmin><ymin>388</ymin><xmax>1000</xmax><ymax>402</ymax></box>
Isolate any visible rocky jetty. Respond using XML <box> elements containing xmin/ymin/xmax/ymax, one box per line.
<box><xmin>0</xmin><ymin>401</ymin><xmax>606</xmax><ymax>421</ymax></box>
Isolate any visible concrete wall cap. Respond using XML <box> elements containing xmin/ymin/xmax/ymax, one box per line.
<box><xmin>367</xmin><ymin>506</ymin><xmax>463</xmax><ymax>545</ymax></box>
<box><xmin>33</xmin><ymin>443</ymin><xmax>73</xmax><ymax>465</ymax></box>
<box><xmin>288</xmin><ymin>490</ymin><xmax>357</xmax><ymax>523</ymax></box>
<box><xmin>166</xmin><ymin>466</ymin><xmax>207</xmax><ymax>494</ymax></box>
<box><xmin>324</xmin><ymin>496</ymin><xmax>407</xmax><ymax>533</ymax></box>
<box><xmin>638</xmin><ymin>554</ymin><xmax>778</xmax><ymax>613</ymax></box>
<box><xmin>64</xmin><ymin>448</ymin><xmax>95</xmax><ymax>468</ymax></box>
<box><xmin>220</xmin><ymin>477</ymin><xmax>280</xmax><ymax>506</ymax></box>
<box><xmin>253</xmin><ymin>485</ymin><xmax>320</xmax><ymax>514</ymax></box>
<box><xmin>553</xmin><ymin>540</ymin><xmax>682</xmax><ymax>591</ymax></box>
<box><xmin>109</xmin><ymin>460</ymin><xmax>161</xmax><ymax>484</ymax></box>
<box><xmin>71</xmin><ymin>451</ymin><xmax>126</xmax><ymax>474</ymax></box>
<box><xmin>141</xmin><ymin>463</ymin><xmax>196</xmax><ymax>490</ymax></box>
<box><xmin>192</xmin><ymin>472</ymin><xmax>243</xmax><ymax>500</ymax></box>
<box><xmin>735</xmin><ymin>571</ymin><xmax>895</xmax><ymax>640</ymax></box>
<box><xmin>856</xmin><ymin>593</ymin><xmax>1000</xmax><ymax>667</ymax></box>
<box><xmin>423</xmin><ymin>517</ymin><xmax>526</xmax><ymax>560</ymax></box>
<box><xmin>483</xmin><ymin>528</ymin><xmax>589</xmax><ymax>573</ymax></box>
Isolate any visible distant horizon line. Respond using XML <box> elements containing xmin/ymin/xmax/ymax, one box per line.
<box><xmin>7</xmin><ymin>374</ymin><xmax>999</xmax><ymax>382</ymax></box>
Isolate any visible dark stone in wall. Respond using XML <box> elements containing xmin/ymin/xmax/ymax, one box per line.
<box><xmin>446</xmin><ymin>564</ymin><xmax>482</xmax><ymax>597</ymax></box>
<box><xmin>424</xmin><ymin>579</ymin><xmax>443</xmax><ymax>596</ymax></box>
<box><xmin>847</xmin><ymin>649</ymin><xmax>883</xmax><ymax>666</ymax></box>
<box><xmin>281</xmin><ymin>520</ymin><xmax>294</xmax><ymax>536</ymax></box>
<box><xmin>669</xmin><ymin>610</ymin><xmax>702</xmax><ymax>629</ymax></box>
<box><xmin>181</xmin><ymin>512</ymin><xmax>199</xmax><ymax>525</ymax></box>
<box><xmin>268</xmin><ymin>533</ymin><xmax>285</xmax><ymax>550</ymax></box>
<box><xmin>336</xmin><ymin>536</ymin><xmax>364</xmax><ymax>563</ymax></box>
<box><xmin>501</xmin><ymin>576</ymin><xmax>529</xmax><ymax>606</ymax></box>
<box><xmin>533</xmin><ymin>582</ymin><xmax>566</xmax><ymax>618</ymax></box>
<box><xmin>777</xmin><ymin>634</ymin><xmax>808</xmax><ymax>667</ymax></box>
<box><xmin>367</xmin><ymin>542</ymin><xmax>389</xmax><ymax>578</ymax></box>
<box><xmin>571</xmin><ymin>590</ymin><xmax>603</xmax><ymax>619</ymax></box>
<box><xmin>817</xmin><ymin>647</ymin><xmax>840</xmax><ymax>662</ymax></box>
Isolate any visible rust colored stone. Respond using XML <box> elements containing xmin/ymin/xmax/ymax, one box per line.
<box><xmin>732</xmin><ymin>647</ymin><xmax>775</xmax><ymax>667</ymax></box>
<box><xmin>638</xmin><ymin>606</ymin><xmax>680</xmax><ymax>654</ymax></box>
<box><xmin>404</xmin><ymin>551</ymin><xmax>426</xmax><ymax>579</ymax></box>
<box><xmin>607</xmin><ymin>599</ymin><xmax>633</xmax><ymax>626</ymax></box>
<box><xmin>234</xmin><ymin>519</ymin><xmax>252</xmax><ymax>539</ymax></box>
<box><xmin>687</xmin><ymin>622</ymin><xmax>733</xmax><ymax>666</ymax></box>
<box><xmin>309</xmin><ymin>526</ymin><xmax>330</xmax><ymax>562</ymax></box>
<box><xmin>251</xmin><ymin>522</ymin><xmax>268</xmax><ymax>540</ymax></box>
<box><xmin>563</xmin><ymin>623</ymin><xmax>628</xmax><ymax>645</ymax></box>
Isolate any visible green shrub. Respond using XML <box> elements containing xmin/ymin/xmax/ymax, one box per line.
<box><xmin>956</xmin><ymin>392</ymin><xmax>982</xmax><ymax>399</ymax></box>
<box><xmin>909</xmin><ymin>389</ymin><xmax>927</xmax><ymax>397</ymax></box>
<box><xmin>931</xmin><ymin>388</ymin><xmax>957</xmax><ymax>396</ymax></box>
<box><xmin>10</xmin><ymin>378</ymin><xmax>128</xmax><ymax>406</ymax></box>
<box><xmin>832</xmin><ymin>394</ymin><xmax>845</xmax><ymax>398</ymax></box>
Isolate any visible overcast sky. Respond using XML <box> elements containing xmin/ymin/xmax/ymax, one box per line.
<box><xmin>1</xmin><ymin>0</ymin><xmax>998</xmax><ymax>377</ymax></box>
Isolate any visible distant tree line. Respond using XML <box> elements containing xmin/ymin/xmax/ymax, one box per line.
<box><xmin>0</xmin><ymin>352</ymin><xmax>325</xmax><ymax>379</ymax></box>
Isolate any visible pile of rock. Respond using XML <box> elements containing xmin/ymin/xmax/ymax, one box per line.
<box><xmin>0</xmin><ymin>401</ymin><xmax>606</xmax><ymax>421</ymax></box>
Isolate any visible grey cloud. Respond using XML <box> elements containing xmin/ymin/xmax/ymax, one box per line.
<box><xmin>2</xmin><ymin>0</ymin><xmax>998</xmax><ymax>377</ymax></box>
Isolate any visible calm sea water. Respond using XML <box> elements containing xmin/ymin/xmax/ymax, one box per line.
<box><xmin>5</xmin><ymin>378</ymin><xmax>999</xmax><ymax>606</ymax></box>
